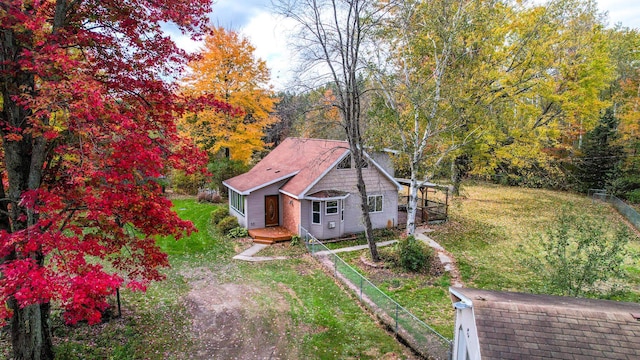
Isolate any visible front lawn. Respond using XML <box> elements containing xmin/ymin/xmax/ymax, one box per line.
<box><xmin>45</xmin><ymin>199</ymin><xmax>414</xmax><ymax>360</ymax></box>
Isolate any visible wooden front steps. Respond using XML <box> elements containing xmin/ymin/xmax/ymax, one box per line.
<box><xmin>248</xmin><ymin>226</ymin><xmax>294</xmax><ymax>245</ymax></box>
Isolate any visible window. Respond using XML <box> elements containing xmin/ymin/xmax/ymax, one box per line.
<box><xmin>337</xmin><ymin>156</ymin><xmax>351</xmax><ymax>169</ymax></box>
<box><xmin>230</xmin><ymin>190</ymin><xmax>245</xmax><ymax>215</ymax></box>
<box><xmin>341</xmin><ymin>200</ymin><xmax>344</xmax><ymax>222</ymax></box>
<box><xmin>367</xmin><ymin>195</ymin><xmax>383</xmax><ymax>213</ymax></box>
<box><xmin>326</xmin><ymin>200</ymin><xmax>338</xmax><ymax>214</ymax></box>
<box><xmin>312</xmin><ymin>201</ymin><xmax>321</xmax><ymax>224</ymax></box>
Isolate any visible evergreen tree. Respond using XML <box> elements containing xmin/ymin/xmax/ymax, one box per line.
<box><xmin>575</xmin><ymin>108</ymin><xmax>624</xmax><ymax>192</ymax></box>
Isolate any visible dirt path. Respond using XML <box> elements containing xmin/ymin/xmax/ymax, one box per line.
<box><xmin>181</xmin><ymin>267</ymin><xmax>296</xmax><ymax>360</ymax></box>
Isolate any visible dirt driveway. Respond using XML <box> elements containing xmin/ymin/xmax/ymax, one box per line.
<box><xmin>182</xmin><ymin>267</ymin><xmax>298</xmax><ymax>360</ymax></box>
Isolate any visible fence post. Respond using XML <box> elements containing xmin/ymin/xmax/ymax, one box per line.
<box><xmin>334</xmin><ymin>254</ymin><xmax>337</xmax><ymax>276</ymax></box>
<box><xmin>395</xmin><ymin>303</ymin><xmax>399</xmax><ymax>334</ymax></box>
<box><xmin>360</xmin><ymin>276</ymin><xmax>363</xmax><ymax>300</ymax></box>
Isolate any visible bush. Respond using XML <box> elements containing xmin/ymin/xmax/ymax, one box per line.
<box><xmin>227</xmin><ymin>227</ymin><xmax>249</xmax><ymax>238</ymax></box>
<box><xmin>197</xmin><ymin>190</ymin><xmax>223</xmax><ymax>203</ymax></box>
<box><xmin>627</xmin><ymin>189</ymin><xmax>640</xmax><ymax>204</ymax></box>
<box><xmin>170</xmin><ymin>169</ymin><xmax>207</xmax><ymax>195</ymax></box>
<box><xmin>210</xmin><ymin>207</ymin><xmax>229</xmax><ymax>226</ymax></box>
<box><xmin>217</xmin><ymin>216</ymin><xmax>239</xmax><ymax>235</ymax></box>
<box><xmin>290</xmin><ymin>235</ymin><xmax>301</xmax><ymax>246</ymax></box>
<box><xmin>526</xmin><ymin>207</ymin><xmax>633</xmax><ymax>297</ymax></box>
<box><xmin>398</xmin><ymin>236</ymin><xmax>433</xmax><ymax>273</ymax></box>
<box><xmin>378</xmin><ymin>246</ymin><xmax>400</xmax><ymax>266</ymax></box>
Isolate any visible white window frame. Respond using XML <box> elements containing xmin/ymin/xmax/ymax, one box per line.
<box><xmin>230</xmin><ymin>190</ymin><xmax>245</xmax><ymax>215</ymax></box>
<box><xmin>367</xmin><ymin>195</ymin><xmax>383</xmax><ymax>213</ymax></box>
<box><xmin>341</xmin><ymin>200</ymin><xmax>344</xmax><ymax>222</ymax></box>
<box><xmin>325</xmin><ymin>200</ymin><xmax>338</xmax><ymax>215</ymax></box>
<box><xmin>312</xmin><ymin>201</ymin><xmax>321</xmax><ymax>224</ymax></box>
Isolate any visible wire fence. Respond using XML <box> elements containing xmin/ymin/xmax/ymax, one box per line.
<box><xmin>591</xmin><ymin>191</ymin><xmax>640</xmax><ymax>232</ymax></box>
<box><xmin>301</xmin><ymin>227</ymin><xmax>452</xmax><ymax>360</ymax></box>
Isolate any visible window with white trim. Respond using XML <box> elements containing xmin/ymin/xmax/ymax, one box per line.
<box><xmin>341</xmin><ymin>200</ymin><xmax>344</xmax><ymax>222</ymax></box>
<box><xmin>326</xmin><ymin>200</ymin><xmax>338</xmax><ymax>215</ymax></box>
<box><xmin>312</xmin><ymin>201</ymin><xmax>321</xmax><ymax>224</ymax></box>
<box><xmin>367</xmin><ymin>195</ymin><xmax>383</xmax><ymax>213</ymax></box>
<box><xmin>230</xmin><ymin>190</ymin><xmax>245</xmax><ymax>215</ymax></box>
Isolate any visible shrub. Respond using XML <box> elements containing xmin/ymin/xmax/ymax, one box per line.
<box><xmin>210</xmin><ymin>207</ymin><xmax>229</xmax><ymax>226</ymax></box>
<box><xmin>525</xmin><ymin>207</ymin><xmax>633</xmax><ymax>297</ymax></box>
<box><xmin>290</xmin><ymin>235</ymin><xmax>301</xmax><ymax>246</ymax></box>
<box><xmin>626</xmin><ymin>189</ymin><xmax>640</xmax><ymax>204</ymax></box>
<box><xmin>227</xmin><ymin>227</ymin><xmax>249</xmax><ymax>238</ymax></box>
<box><xmin>170</xmin><ymin>169</ymin><xmax>207</xmax><ymax>195</ymax></box>
<box><xmin>217</xmin><ymin>216</ymin><xmax>239</xmax><ymax>235</ymax></box>
<box><xmin>398</xmin><ymin>236</ymin><xmax>433</xmax><ymax>273</ymax></box>
<box><xmin>197</xmin><ymin>190</ymin><xmax>223</xmax><ymax>203</ymax></box>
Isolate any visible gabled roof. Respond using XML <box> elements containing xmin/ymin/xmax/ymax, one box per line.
<box><xmin>451</xmin><ymin>287</ymin><xmax>640</xmax><ymax>359</ymax></box>
<box><xmin>223</xmin><ymin>138</ymin><xmax>350</xmax><ymax>196</ymax></box>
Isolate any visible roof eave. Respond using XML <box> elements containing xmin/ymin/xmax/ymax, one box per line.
<box><xmin>223</xmin><ymin>171</ymin><xmax>299</xmax><ymax>196</ymax></box>
<box><xmin>304</xmin><ymin>193</ymin><xmax>351</xmax><ymax>201</ymax></box>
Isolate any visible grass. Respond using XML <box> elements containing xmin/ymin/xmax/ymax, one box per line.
<box><xmin>332</xmin><ymin>182</ymin><xmax>640</xmax><ymax>342</ymax></box>
<box><xmin>433</xmin><ymin>182</ymin><xmax>640</xmax><ymax>299</ymax></box>
<box><xmin>337</xmin><ymin>248</ymin><xmax>455</xmax><ymax>339</ymax></box>
<box><xmin>44</xmin><ymin>199</ymin><xmax>412</xmax><ymax>359</ymax></box>
<box><xmin>5</xmin><ymin>185</ymin><xmax>637</xmax><ymax>359</ymax></box>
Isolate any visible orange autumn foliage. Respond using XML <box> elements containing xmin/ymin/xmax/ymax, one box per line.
<box><xmin>180</xmin><ymin>26</ymin><xmax>278</xmax><ymax>163</ymax></box>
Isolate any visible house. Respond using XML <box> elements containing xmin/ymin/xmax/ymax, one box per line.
<box><xmin>449</xmin><ymin>287</ymin><xmax>640</xmax><ymax>360</ymax></box>
<box><xmin>222</xmin><ymin>137</ymin><xmax>401</xmax><ymax>240</ymax></box>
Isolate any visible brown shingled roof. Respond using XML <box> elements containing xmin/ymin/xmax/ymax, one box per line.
<box><xmin>452</xmin><ymin>288</ymin><xmax>640</xmax><ymax>359</ymax></box>
<box><xmin>223</xmin><ymin>138</ymin><xmax>349</xmax><ymax>197</ymax></box>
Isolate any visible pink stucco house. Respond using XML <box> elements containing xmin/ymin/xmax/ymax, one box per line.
<box><xmin>223</xmin><ymin>137</ymin><xmax>401</xmax><ymax>240</ymax></box>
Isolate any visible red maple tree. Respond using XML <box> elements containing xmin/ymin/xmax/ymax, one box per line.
<box><xmin>0</xmin><ymin>1</ymin><xmax>229</xmax><ymax>358</ymax></box>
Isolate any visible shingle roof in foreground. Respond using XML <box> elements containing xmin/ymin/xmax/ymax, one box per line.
<box><xmin>453</xmin><ymin>288</ymin><xmax>640</xmax><ymax>360</ymax></box>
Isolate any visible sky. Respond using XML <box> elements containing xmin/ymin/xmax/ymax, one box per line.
<box><xmin>167</xmin><ymin>0</ymin><xmax>640</xmax><ymax>91</ymax></box>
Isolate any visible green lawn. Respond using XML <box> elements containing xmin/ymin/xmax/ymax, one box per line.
<box><xmin>48</xmin><ymin>199</ymin><xmax>412</xmax><ymax>360</ymax></box>
<box><xmin>433</xmin><ymin>183</ymin><xmax>640</xmax><ymax>299</ymax></box>
<box><xmin>334</xmin><ymin>182</ymin><xmax>640</xmax><ymax>341</ymax></box>
<box><xmin>6</xmin><ymin>185</ymin><xmax>637</xmax><ymax>360</ymax></box>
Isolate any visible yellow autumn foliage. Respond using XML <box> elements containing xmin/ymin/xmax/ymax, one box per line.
<box><xmin>179</xmin><ymin>26</ymin><xmax>278</xmax><ymax>164</ymax></box>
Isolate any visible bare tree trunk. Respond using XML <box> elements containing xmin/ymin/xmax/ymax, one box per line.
<box><xmin>275</xmin><ymin>0</ymin><xmax>383</xmax><ymax>261</ymax></box>
<box><xmin>1</xmin><ymin>22</ymin><xmax>54</xmax><ymax>360</ymax></box>
<box><xmin>351</xmin><ymin>142</ymin><xmax>379</xmax><ymax>261</ymax></box>
<box><xmin>451</xmin><ymin>157</ymin><xmax>461</xmax><ymax>196</ymax></box>
<box><xmin>10</xmin><ymin>293</ymin><xmax>54</xmax><ymax>360</ymax></box>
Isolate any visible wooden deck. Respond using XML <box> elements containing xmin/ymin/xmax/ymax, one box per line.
<box><xmin>248</xmin><ymin>226</ymin><xmax>294</xmax><ymax>245</ymax></box>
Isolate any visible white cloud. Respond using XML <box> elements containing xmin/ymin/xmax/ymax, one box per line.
<box><xmin>241</xmin><ymin>11</ymin><xmax>298</xmax><ymax>91</ymax></box>
<box><xmin>601</xmin><ymin>0</ymin><xmax>640</xmax><ymax>29</ymax></box>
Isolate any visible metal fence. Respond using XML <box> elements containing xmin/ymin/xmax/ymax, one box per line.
<box><xmin>593</xmin><ymin>192</ymin><xmax>640</xmax><ymax>231</ymax></box>
<box><xmin>301</xmin><ymin>227</ymin><xmax>452</xmax><ymax>360</ymax></box>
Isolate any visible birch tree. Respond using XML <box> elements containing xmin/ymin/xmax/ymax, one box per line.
<box><xmin>369</xmin><ymin>0</ymin><xmax>481</xmax><ymax>235</ymax></box>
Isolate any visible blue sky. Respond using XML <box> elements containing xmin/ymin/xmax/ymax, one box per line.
<box><xmin>167</xmin><ymin>0</ymin><xmax>640</xmax><ymax>90</ymax></box>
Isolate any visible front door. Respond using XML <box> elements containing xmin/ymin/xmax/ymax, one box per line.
<box><xmin>265</xmin><ymin>195</ymin><xmax>279</xmax><ymax>227</ymax></box>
